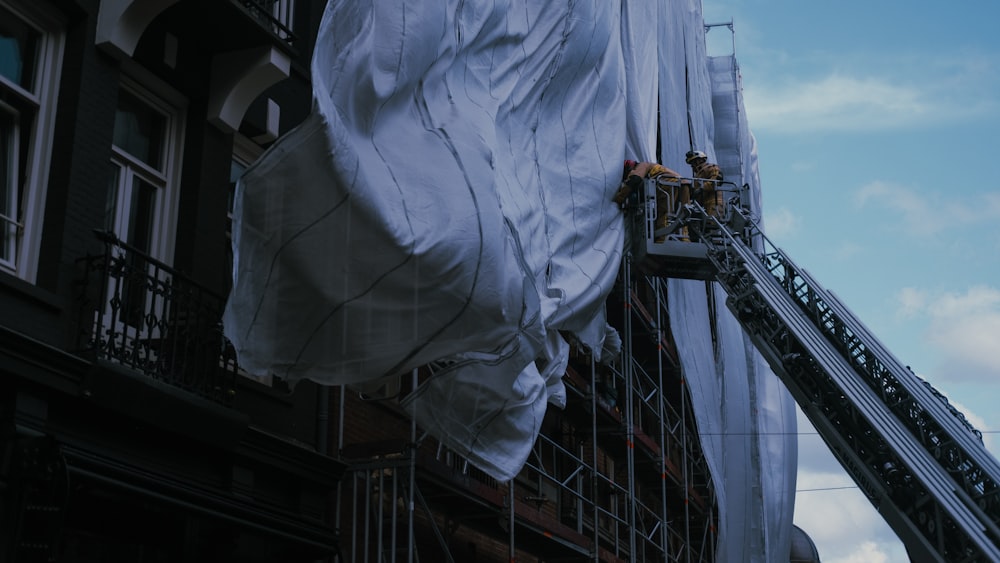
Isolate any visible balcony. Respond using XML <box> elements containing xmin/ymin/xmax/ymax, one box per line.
<box><xmin>75</xmin><ymin>231</ymin><xmax>239</xmax><ymax>405</ymax></box>
<box><xmin>234</xmin><ymin>0</ymin><xmax>297</xmax><ymax>44</ymax></box>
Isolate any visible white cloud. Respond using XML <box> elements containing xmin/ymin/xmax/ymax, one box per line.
<box><xmin>855</xmin><ymin>182</ymin><xmax>1000</xmax><ymax>237</ymax></box>
<box><xmin>833</xmin><ymin>241</ymin><xmax>862</xmax><ymax>261</ymax></box>
<box><xmin>788</xmin><ymin>160</ymin><xmax>814</xmax><ymax>173</ymax></box>
<box><xmin>893</xmin><ymin>285</ymin><xmax>1000</xmax><ymax>381</ymax></box>
<box><xmin>854</xmin><ymin>181</ymin><xmax>937</xmax><ymax>236</ymax></box>
<box><xmin>895</xmin><ymin>287</ymin><xmax>928</xmax><ymax>319</ymax></box>
<box><xmin>794</xmin><ymin>468</ymin><xmax>902</xmax><ymax>563</ymax></box>
<box><xmin>763</xmin><ymin>206</ymin><xmax>800</xmax><ymax>239</ymax></box>
<box><xmin>744</xmin><ymin>74</ymin><xmax>933</xmax><ymax>133</ymax></box>
<box><xmin>832</xmin><ymin>541</ymin><xmax>892</xmax><ymax>563</ymax></box>
<box><xmin>929</xmin><ymin>285</ymin><xmax>1000</xmax><ymax>317</ymax></box>
<box><xmin>744</xmin><ymin>58</ymin><xmax>998</xmax><ymax>133</ymax></box>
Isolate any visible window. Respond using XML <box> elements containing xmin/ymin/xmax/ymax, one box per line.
<box><xmin>105</xmin><ymin>81</ymin><xmax>183</xmax><ymax>329</ymax></box>
<box><xmin>0</xmin><ymin>0</ymin><xmax>63</xmax><ymax>280</ymax></box>
<box><xmin>108</xmin><ymin>83</ymin><xmax>182</xmax><ymax>263</ymax></box>
<box><xmin>1</xmin><ymin>106</ymin><xmax>19</xmax><ymax>267</ymax></box>
<box><xmin>108</xmin><ymin>88</ymin><xmax>167</xmax><ymax>257</ymax></box>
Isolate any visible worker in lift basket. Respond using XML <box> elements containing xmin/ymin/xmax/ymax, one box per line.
<box><xmin>613</xmin><ymin>159</ymin><xmax>690</xmax><ymax>242</ymax></box>
<box><xmin>685</xmin><ymin>150</ymin><xmax>724</xmax><ymax>218</ymax></box>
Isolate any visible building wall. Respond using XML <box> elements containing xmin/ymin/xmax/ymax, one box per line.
<box><xmin>2</xmin><ymin>1</ymin><xmax>732</xmax><ymax>561</ymax></box>
<box><xmin>0</xmin><ymin>1</ymin><xmax>344</xmax><ymax>560</ymax></box>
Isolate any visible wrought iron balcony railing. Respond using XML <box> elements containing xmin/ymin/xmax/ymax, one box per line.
<box><xmin>237</xmin><ymin>0</ymin><xmax>297</xmax><ymax>43</ymax></box>
<box><xmin>75</xmin><ymin>231</ymin><xmax>238</xmax><ymax>405</ymax></box>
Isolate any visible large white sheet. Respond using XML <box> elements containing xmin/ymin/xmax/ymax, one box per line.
<box><xmin>223</xmin><ymin>0</ymin><xmax>797</xmax><ymax>559</ymax></box>
<box><xmin>224</xmin><ymin>0</ymin><xmax>626</xmax><ymax>481</ymax></box>
<box><xmin>658</xmin><ymin>5</ymin><xmax>797</xmax><ymax>560</ymax></box>
<box><xmin>664</xmin><ymin>47</ymin><xmax>798</xmax><ymax>562</ymax></box>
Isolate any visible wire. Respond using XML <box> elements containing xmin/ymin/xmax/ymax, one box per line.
<box><xmin>696</xmin><ymin>430</ymin><xmax>1000</xmax><ymax>437</ymax></box>
<box><xmin>697</xmin><ymin>431</ymin><xmax>818</xmax><ymax>436</ymax></box>
<box><xmin>796</xmin><ymin>486</ymin><xmax>858</xmax><ymax>493</ymax></box>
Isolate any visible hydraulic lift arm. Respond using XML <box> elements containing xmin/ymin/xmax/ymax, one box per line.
<box><xmin>631</xmin><ymin>179</ymin><xmax>1000</xmax><ymax>562</ymax></box>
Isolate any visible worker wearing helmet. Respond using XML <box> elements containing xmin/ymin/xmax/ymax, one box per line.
<box><xmin>685</xmin><ymin>150</ymin><xmax>724</xmax><ymax>218</ymax></box>
<box><xmin>613</xmin><ymin>159</ymin><xmax>689</xmax><ymax>241</ymax></box>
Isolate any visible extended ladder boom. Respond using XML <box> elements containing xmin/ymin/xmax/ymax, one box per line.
<box><xmin>631</xmin><ymin>178</ymin><xmax>1000</xmax><ymax>561</ymax></box>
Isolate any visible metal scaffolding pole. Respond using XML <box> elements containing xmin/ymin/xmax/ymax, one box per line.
<box><xmin>623</xmin><ymin>255</ymin><xmax>638</xmax><ymax>561</ymax></box>
<box><xmin>508</xmin><ymin>480</ymin><xmax>516</xmax><ymax>561</ymax></box>
<box><xmin>680</xmin><ymin>333</ymin><xmax>692</xmax><ymax>563</ymax></box>
<box><xmin>336</xmin><ymin>385</ymin><xmax>346</xmax><ymax>560</ymax></box>
<box><xmin>590</xmin><ymin>344</ymin><xmax>601</xmax><ymax>562</ymax></box>
<box><xmin>654</xmin><ymin>277</ymin><xmax>670</xmax><ymax>562</ymax></box>
<box><xmin>408</xmin><ymin>370</ymin><xmax>417</xmax><ymax>563</ymax></box>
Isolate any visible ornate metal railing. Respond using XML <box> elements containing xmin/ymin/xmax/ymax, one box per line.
<box><xmin>75</xmin><ymin>231</ymin><xmax>238</xmax><ymax>405</ymax></box>
<box><xmin>238</xmin><ymin>0</ymin><xmax>297</xmax><ymax>43</ymax></box>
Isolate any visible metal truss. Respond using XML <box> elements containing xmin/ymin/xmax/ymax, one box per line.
<box><xmin>689</xmin><ymin>205</ymin><xmax>1000</xmax><ymax>562</ymax></box>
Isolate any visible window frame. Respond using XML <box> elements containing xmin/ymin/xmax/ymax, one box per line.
<box><xmin>0</xmin><ymin>0</ymin><xmax>65</xmax><ymax>282</ymax></box>
<box><xmin>100</xmin><ymin>74</ymin><xmax>184</xmax><ymax>338</ymax></box>
<box><xmin>0</xmin><ymin>99</ymin><xmax>21</xmax><ymax>270</ymax></box>
<box><xmin>109</xmin><ymin>74</ymin><xmax>186</xmax><ymax>266</ymax></box>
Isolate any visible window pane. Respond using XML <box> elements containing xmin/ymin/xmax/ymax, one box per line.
<box><xmin>0</xmin><ymin>5</ymin><xmax>38</xmax><ymax>90</ymax></box>
<box><xmin>1</xmin><ymin>112</ymin><xmax>15</xmax><ymax>264</ymax></box>
<box><xmin>128</xmin><ymin>176</ymin><xmax>156</xmax><ymax>256</ymax></box>
<box><xmin>122</xmin><ymin>177</ymin><xmax>156</xmax><ymax>327</ymax></box>
<box><xmin>105</xmin><ymin>162</ymin><xmax>121</xmax><ymax>233</ymax></box>
<box><xmin>113</xmin><ymin>90</ymin><xmax>165</xmax><ymax>170</ymax></box>
<box><xmin>1</xmin><ymin>113</ymin><xmax>12</xmax><ymax>217</ymax></box>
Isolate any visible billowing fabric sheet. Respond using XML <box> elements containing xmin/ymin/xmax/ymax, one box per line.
<box><xmin>224</xmin><ymin>0</ymin><xmax>797</xmax><ymax>559</ymax></box>
<box><xmin>224</xmin><ymin>1</ymin><xmax>626</xmax><ymax>481</ymax></box>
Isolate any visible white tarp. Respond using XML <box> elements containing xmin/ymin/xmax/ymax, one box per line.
<box><xmin>710</xmin><ymin>53</ymin><xmax>799</xmax><ymax>561</ymax></box>
<box><xmin>665</xmin><ymin>42</ymin><xmax>798</xmax><ymax>561</ymax></box>
<box><xmin>223</xmin><ymin>0</ymin><xmax>797</xmax><ymax>559</ymax></box>
<box><xmin>645</xmin><ymin>4</ymin><xmax>798</xmax><ymax>560</ymax></box>
<box><xmin>224</xmin><ymin>0</ymin><xmax>627</xmax><ymax>481</ymax></box>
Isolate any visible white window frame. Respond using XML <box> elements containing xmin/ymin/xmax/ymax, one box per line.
<box><xmin>110</xmin><ymin>74</ymin><xmax>185</xmax><ymax>266</ymax></box>
<box><xmin>0</xmin><ymin>101</ymin><xmax>20</xmax><ymax>269</ymax></box>
<box><xmin>0</xmin><ymin>0</ymin><xmax>65</xmax><ymax>282</ymax></box>
<box><xmin>107</xmin><ymin>150</ymin><xmax>164</xmax><ymax>256</ymax></box>
<box><xmin>100</xmin><ymin>74</ymin><xmax>184</xmax><ymax>340</ymax></box>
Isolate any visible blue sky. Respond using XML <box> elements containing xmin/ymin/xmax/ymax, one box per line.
<box><xmin>702</xmin><ymin>1</ymin><xmax>1000</xmax><ymax>561</ymax></box>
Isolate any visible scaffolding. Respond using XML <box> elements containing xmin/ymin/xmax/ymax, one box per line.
<box><xmin>332</xmin><ymin>264</ymin><xmax>719</xmax><ymax>562</ymax></box>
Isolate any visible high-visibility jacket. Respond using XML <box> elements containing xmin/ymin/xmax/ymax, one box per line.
<box><xmin>613</xmin><ymin>162</ymin><xmax>688</xmax><ymax>241</ymax></box>
<box><xmin>693</xmin><ymin>162</ymin><xmax>723</xmax><ymax>217</ymax></box>
<box><xmin>645</xmin><ymin>165</ymin><xmax>689</xmax><ymax>241</ymax></box>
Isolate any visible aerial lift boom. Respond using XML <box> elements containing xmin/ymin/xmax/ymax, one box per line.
<box><xmin>629</xmin><ymin>178</ymin><xmax>1000</xmax><ymax>562</ymax></box>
